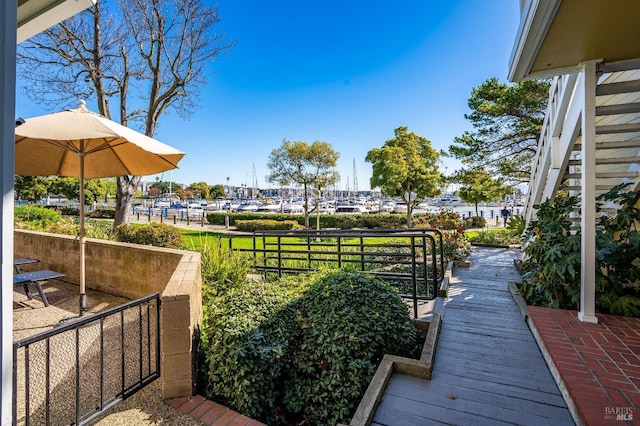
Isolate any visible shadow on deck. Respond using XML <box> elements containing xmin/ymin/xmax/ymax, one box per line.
<box><xmin>361</xmin><ymin>246</ymin><xmax>639</xmax><ymax>426</ymax></box>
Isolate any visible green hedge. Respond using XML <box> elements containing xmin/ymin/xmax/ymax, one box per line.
<box><xmin>462</xmin><ymin>215</ymin><xmax>487</xmax><ymax>229</ymax></box>
<box><xmin>114</xmin><ymin>222</ymin><xmax>186</xmax><ymax>249</ymax></box>
<box><xmin>206</xmin><ymin>212</ymin><xmax>410</xmax><ymax>229</ymax></box>
<box><xmin>235</xmin><ymin>219</ymin><xmax>303</xmax><ymax>232</ymax></box>
<box><xmin>87</xmin><ymin>208</ymin><xmax>116</xmax><ymax>219</ymax></box>
<box><xmin>14</xmin><ymin>205</ymin><xmax>62</xmax><ymax>229</ymax></box>
<box><xmin>202</xmin><ymin>270</ymin><xmax>419</xmax><ymax>425</ymax></box>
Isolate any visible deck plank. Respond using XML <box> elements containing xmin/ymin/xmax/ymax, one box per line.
<box><xmin>371</xmin><ymin>247</ymin><xmax>574</xmax><ymax>425</ymax></box>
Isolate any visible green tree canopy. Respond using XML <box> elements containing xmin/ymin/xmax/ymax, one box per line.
<box><xmin>448</xmin><ymin>78</ymin><xmax>550</xmax><ymax>184</ymax></box>
<box><xmin>451</xmin><ymin>168</ymin><xmax>509</xmax><ymax>216</ymax></box>
<box><xmin>150</xmin><ymin>181</ymin><xmax>179</xmax><ymax>195</ymax></box>
<box><xmin>14</xmin><ymin>176</ymin><xmax>52</xmax><ymax>202</ymax></box>
<box><xmin>188</xmin><ymin>182</ymin><xmax>211</xmax><ymax>200</ymax></box>
<box><xmin>266</xmin><ymin>139</ymin><xmax>340</xmax><ymax>227</ymax></box>
<box><xmin>210</xmin><ymin>184</ymin><xmax>226</xmax><ymax>199</ymax></box>
<box><xmin>50</xmin><ymin>177</ymin><xmax>108</xmax><ymax>205</ymax></box>
<box><xmin>366</xmin><ymin>126</ymin><xmax>442</xmax><ymax>227</ymax></box>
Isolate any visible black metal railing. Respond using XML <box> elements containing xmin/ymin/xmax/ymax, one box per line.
<box><xmin>229</xmin><ymin>229</ymin><xmax>444</xmax><ymax>318</ymax></box>
<box><xmin>13</xmin><ymin>293</ymin><xmax>161</xmax><ymax>426</ymax></box>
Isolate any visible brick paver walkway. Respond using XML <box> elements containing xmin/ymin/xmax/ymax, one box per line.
<box><xmin>528</xmin><ymin>307</ymin><xmax>640</xmax><ymax>425</ymax></box>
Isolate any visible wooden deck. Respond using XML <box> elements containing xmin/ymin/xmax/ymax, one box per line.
<box><xmin>372</xmin><ymin>247</ymin><xmax>574</xmax><ymax>425</ymax></box>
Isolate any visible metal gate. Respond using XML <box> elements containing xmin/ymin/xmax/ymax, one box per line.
<box><xmin>13</xmin><ymin>293</ymin><xmax>160</xmax><ymax>426</ymax></box>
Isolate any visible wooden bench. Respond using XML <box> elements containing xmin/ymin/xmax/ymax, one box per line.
<box><xmin>13</xmin><ymin>270</ymin><xmax>64</xmax><ymax>307</ymax></box>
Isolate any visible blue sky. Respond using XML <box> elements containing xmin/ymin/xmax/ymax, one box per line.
<box><xmin>15</xmin><ymin>1</ymin><xmax>521</xmax><ymax>191</ymax></box>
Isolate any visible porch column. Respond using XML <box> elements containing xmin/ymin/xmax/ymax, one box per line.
<box><xmin>0</xmin><ymin>0</ymin><xmax>17</xmax><ymax>422</ymax></box>
<box><xmin>578</xmin><ymin>61</ymin><xmax>598</xmax><ymax>324</ymax></box>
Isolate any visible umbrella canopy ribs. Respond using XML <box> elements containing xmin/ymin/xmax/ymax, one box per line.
<box><xmin>14</xmin><ymin>100</ymin><xmax>185</xmax><ymax>315</ymax></box>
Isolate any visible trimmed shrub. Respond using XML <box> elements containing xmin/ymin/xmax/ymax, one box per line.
<box><xmin>87</xmin><ymin>208</ymin><xmax>116</xmax><ymax>218</ymax></box>
<box><xmin>466</xmin><ymin>228</ymin><xmax>521</xmax><ymax>246</ymax></box>
<box><xmin>114</xmin><ymin>222</ymin><xmax>186</xmax><ymax>249</ymax></box>
<box><xmin>463</xmin><ymin>215</ymin><xmax>487</xmax><ymax>229</ymax></box>
<box><xmin>281</xmin><ymin>271</ymin><xmax>419</xmax><ymax>426</ymax></box>
<box><xmin>414</xmin><ymin>211</ymin><xmax>469</xmax><ymax>262</ymax></box>
<box><xmin>59</xmin><ymin>206</ymin><xmax>80</xmax><ymax>216</ymax></box>
<box><xmin>416</xmin><ymin>210</ymin><xmax>463</xmax><ymax>230</ymax></box>
<box><xmin>202</xmin><ymin>270</ymin><xmax>419</xmax><ymax>425</ymax></box>
<box><xmin>205</xmin><ymin>276</ymin><xmax>308</xmax><ymax>422</ymax></box>
<box><xmin>207</xmin><ymin>212</ymin><xmax>410</xmax><ymax>229</ymax></box>
<box><xmin>14</xmin><ymin>205</ymin><xmax>62</xmax><ymax>229</ymax></box>
<box><xmin>235</xmin><ymin>219</ymin><xmax>303</xmax><ymax>231</ymax></box>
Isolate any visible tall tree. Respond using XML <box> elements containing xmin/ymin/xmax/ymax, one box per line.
<box><xmin>150</xmin><ymin>180</ymin><xmax>179</xmax><ymax>194</ymax></box>
<box><xmin>188</xmin><ymin>182</ymin><xmax>211</xmax><ymax>200</ymax></box>
<box><xmin>50</xmin><ymin>177</ymin><xmax>109</xmax><ymax>205</ymax></box>
<box><xmin>266</xmin><ymin>140</ymin><xmax>340</xmax><ymax>228</ymax></box>
<box><xmin>366</xmin><ymin>126</ymin><xmax>442</xmax><ymax>227</ymax></box>
<box><xmin>210</xmin><ymin>184</ymin><xmax>226</xmax><ymax>199</ymax></box>
<box><xmin>14</xmin><ymin>176</ymin><xmax>52</xmax><ymax>202</ymax></box>
<box><xmin>448</xmin><ymin>78</ymin><xmax>550</xmax><ymax>184</ymax></box>
<box><xmin>17</xmin><ymin>0</ymin><xmax>233</xmax><ymax>228</ymax></box>
<box><xmin>451</xmin><ymin>168</ymin><xmax>509</xmax><ymax>217</ymax></box>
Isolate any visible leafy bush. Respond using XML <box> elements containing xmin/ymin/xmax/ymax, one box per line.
<box><xmin>594</xmin><ymin>184</ymin><xmax>640</xmax><ymax>316</ymax></box>
<box><xmin>521</xmin><ymin>194</ymin><xmax>581</xmax><ymax>309</ymax></box>
<box><xmin>14</xmin><ymin>205</ymin><xmax>62</xmax><ymax>229</ymax></box>
<box><xmin>59</xmin><ymin>206</ymin><xmax>80</xmax><ymax>216</ymax></box>
<box><xmin>417</xmin><ymin>210</ymin><xmax>464</xmax><ymax>230</ymax></box>
<box><xmin>414</xmin><ymin>211</ymin><xmax>469</xmax><ymax>262</ymax></box>
<box><xmin>87</xmin><ymin>208</ymin><xmax>116</xmax><ymax>218</ymax></box>
<box><xmin>281</xmin><ymin>271</ymin><xmax>419</xmax><ymax>425</ymax></box>
<box><xmin>44</xmin><ymin>217</ymin><xmax>113</xmax><ymax>239</ymax></box>
<box><xmin>441</xmin><ymin>229</ymin><xmax>470</xmax><ymax>262</ymax></box>
<box><xmin>466</xmin><ymin>228</ymin><xmax>521</xmax><ymax>246</ymax></box>
<box><xmin>521</xmin><ymin>185</ymin><xmax>640</xmax><ymax>315</ymax></box>
<box><xmin>196</xmin><ymin>241</ymin><xmax>254</xmax><ymax>400</ymax></box>
<box><xmin>201</xmin><ymin>270</ymin><xmax>419</xmax><ymax>425</ymax></box>
<box><xmin>506</xmin><ymin>214</ymin><xmax>526</xmax><ymax>236</ymax></box>
<box><xmin>114</xmin><ymin>222</ymin><xmax>186</xmax><ymax>249</ymax></box>
<box><xmin>199</xmin><ymin>240</ymin><xmax>252</xmax><ymax>297</ymax></box>
<box><xmin>235</xmin><ymin>219</ymin><xmax>303</xmax><ymax>231</ymax></box>
<box><xmin>462</xmin><ymin>215</ymin><xmax>487</xmax><ymax>229</ymax></box>
<box><xmin>204</xmin><ymin>275</ymin><xmax>309</xmax><ymax>422</ymax></box>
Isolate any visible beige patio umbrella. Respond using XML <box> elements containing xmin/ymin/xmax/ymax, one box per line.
<box><xmin>15</xmin><ymin>100</ymin><xmax>185</xmax><ymax>315</ymax></box>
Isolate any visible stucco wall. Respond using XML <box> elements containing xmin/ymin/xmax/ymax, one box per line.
<box><xmin>14</xmin><ymin>229</ymin><xmax>202</xmax><ymax>400</ymax></box>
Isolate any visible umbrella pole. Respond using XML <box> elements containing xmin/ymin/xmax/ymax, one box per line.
<box><xmin>79</xmin><ymin>153</ymin><xmax>87</xmax><ymax>315</ymax></box>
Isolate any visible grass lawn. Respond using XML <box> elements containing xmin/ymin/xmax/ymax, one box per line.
<box><xmin>465</xmin><ymin>228</ymin><xmax>521</xmax><ymax>246</ymax></box>
<box><xmin>179</xmin><ymin>228</ymin><xmax>425</xmax><ymax>252</ymax></box>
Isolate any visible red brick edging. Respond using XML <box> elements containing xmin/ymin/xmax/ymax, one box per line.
<box><xmin>168</xmin><ymin>395</ymin><xmax>266</xmax><ymax>426</ymax></box>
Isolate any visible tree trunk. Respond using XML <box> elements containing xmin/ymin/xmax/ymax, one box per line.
<box><xmin>303</xmin><ymin>183</ymin><xmax>310</xmax><ymax>228</ymax></box>
<box><xmin>114</xmin><ymin>175</ymin><xmax>141</xmax><ymax>229</ymax></box>
<box><xmin>475</xmin><ymin>202</ymin><xmax>479</xmax><ymax>217</ymax></box>
<box><xmin>406</xmin><ymin>205</ymin><xmax>413</xmax><ymax>228</ymax></box>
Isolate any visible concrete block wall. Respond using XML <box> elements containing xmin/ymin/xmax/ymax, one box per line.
<box><xmin>14</xmin><ymin>229</ymin><xmax>202</xmax><ymax>400</ymax></box>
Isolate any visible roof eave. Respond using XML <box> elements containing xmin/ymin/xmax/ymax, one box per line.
<box><xmin>17</xmin><ymin>0</ymin><xmax>95</xmax><ymax>44</ymax></box>
<box><xmin>508</xmin><ymin>0</ymin><xmax>562</xmax><ymax>82</ymax></box>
